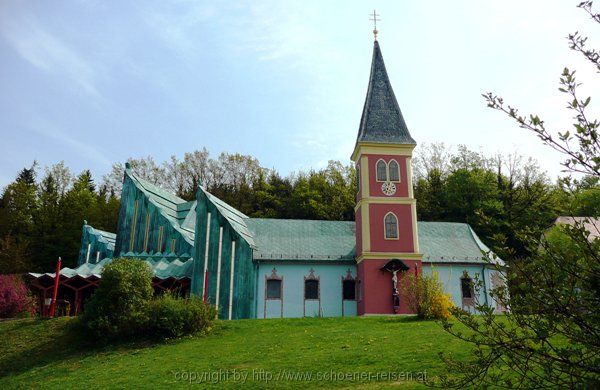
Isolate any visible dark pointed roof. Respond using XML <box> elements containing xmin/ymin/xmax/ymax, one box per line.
<box><xmin>356</xmin><ymin>40</ymin><xmax>415</xmax><ymax>145</ymax></box>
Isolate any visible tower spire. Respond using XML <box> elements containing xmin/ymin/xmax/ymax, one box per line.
<box><xmin>369</xmin><ymin>10</ymin><xmax>380</xmax><ymax>41</ymax></box>
<box><xmin>355</xmin><ymin>40</ymin><xmax>415</xmax><ymax>146</ymax></box>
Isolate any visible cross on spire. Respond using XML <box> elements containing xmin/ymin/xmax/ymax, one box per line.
<box><xmin>370</xmin><ymin>10</ymin><xmax>380</xmax><ymax>40</ymax></box>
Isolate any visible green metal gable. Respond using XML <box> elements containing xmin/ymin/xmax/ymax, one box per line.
<box><xmin>191</xmin><ymin>188</ymin><xmax>257</xmax><ymax>319</ymax></box>
<box><xmin>77</xmin><ymin>222</ymin><xmax>116</xmax><ymax>265</ymax></box>
<box><xmin>113</xmin><ymin>168</ymin><xmax>194</xmax><ymax>258</ymax></box>
<box><xmin>199</xmin><ymin>187</ymin><xmax>256</xmax><ymax>248</ymax></box>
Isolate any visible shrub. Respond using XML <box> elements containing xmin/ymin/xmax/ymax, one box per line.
<box><xmin>80</xmin><ymin>258</ymin><xmax>154</xmax><ymax>339</ymax></box>
<box><xmin>401</xmin><ymin>272</ymin><xmax>453</xmax><ymax>320</ymax></box>
<box><xmin>0</xmin><ymin>274</ymin><xmax>35</xmax><ymax>318</ymax></box>
<box><xmin>148</xmin><ymin>293</ymin><xmax>216</xmax><ymax>338</ymax></box>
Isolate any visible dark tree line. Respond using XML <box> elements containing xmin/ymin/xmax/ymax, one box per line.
<box><xmin>1</xmin><ymin>146</ymin><xmax>597</xmax><ymax>274</ymax></box>
<box><xmin>413</xmin><ymin>144</ymin><xmax>599</xmax><ymax>259</ymax></box>
<box><xmin>0</xmin><ymin>163</ymin><xmax>119</xmax><ymax>273</ymax></box>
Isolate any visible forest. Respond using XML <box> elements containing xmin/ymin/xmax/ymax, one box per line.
<box><xmin>0</xmin><ymin>143</ymin><xmax>598</xmax><ymax>273</ymax></box>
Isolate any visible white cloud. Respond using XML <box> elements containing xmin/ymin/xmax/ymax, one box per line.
<box><xmin>0</xmin><ymin>16</ymin><xmax>101</xmax><ymax>98</ymax></box>
<box><xmin>26</xmin><ymin>117</ymin><xmax>112</xmax><ymax>167</ymax></box>
<box><xmin>140</xmin><ymin>1</ymin><xmax>216</xmax><ymax>59</ymax></box>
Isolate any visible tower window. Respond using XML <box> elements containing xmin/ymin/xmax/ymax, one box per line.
<box><xmin>342</xmin><ymin>280</ymin><xmax>356</xmax><ymax>300</ymax></box>
<box><xmin>376</xmin><ymin>159</ymin><xmax>387</xmax><ymax>182</ymax></box>
<box><xmin>266</xmin><ymin>279</ymin><xmax>282</xmax><ymax>299</ymax></box>
<box><xmin>388</xmin><ymin>160</ymin><xmax>400</xmax><ymax>182</ymax></box>
<box><xmin>384</xmin><ymin>212</ymin><xmax>399</xmax><ymax>239</ymax></box>
<box><xmin>304</xmin><ymin>280</ymin><xmax>319</xmax><ymax>300</ymax></box>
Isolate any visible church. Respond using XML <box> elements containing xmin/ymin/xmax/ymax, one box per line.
<box><xmin>29</xmin><ymin>38</ymin><xmax>506</xmax><ymax>319</ymax></box>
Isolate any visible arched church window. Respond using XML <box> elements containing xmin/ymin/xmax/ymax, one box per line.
<box><xmin>304</xmin><ymin>280</ymin><xmax>319</xmax><ymax>300</ymax></box>
<box><xmin>384</xmin><ymin>212</ymin><xmax>398</xmax><ymax>239</ymax></box>
<box><xmin>342</xmin><ymin>280</ymin><xmax>356</xmax><ymax>300</ymax></box>
<box><xmin>461</xmin><ymin>277</ymin><xmax>474</xmax><ymax>299</ymax></box>
<box><xmin>266</xmin><ymin>279</ymin><xmax>282</xmax><ymax>299</ymax></box>
<box><xmin>388</xmin><ymin>160</ymin><xmax>400</xmax><ymax>182</ymax></box>
<box><xmin>376</xmin><ymin>159</ymin><xmax>387</xmax><ymax>182</ymax></box>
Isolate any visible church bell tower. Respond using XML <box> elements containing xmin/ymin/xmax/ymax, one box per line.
<box><xmin>352</xmin><ymin>37</ymin><xmax>422</xmax><ymax>315</ymax></box>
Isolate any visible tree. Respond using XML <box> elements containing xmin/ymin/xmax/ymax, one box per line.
<box><xmin>58</xmin><ymin>171</ymin><xmax>101</xmax><ymax>269</ymax></box>
<box><xmin>439</xmin><ymin>2</ymin><xmax>600</xmax><ymax>387</ymax></box>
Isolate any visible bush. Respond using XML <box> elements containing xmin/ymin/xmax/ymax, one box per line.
<box><xmin>401</xmin><ymin>272</ymin><xmax>453</xmax><ymax>320</ymax></box>
<box><xmin>81</xmin><ymin>258</ymin><xmax>216</xmax><ymax>341</ymax></box>
<box><xmin>80</xmin><ymin>258</ymin><xmax>154</xmax><ymax>339</ymax></box>
<box><xmin>0</xmin><ymin>274</ymin><xmax>35</xmax><ymax>318</ymax></box>
<box><xmin>148</xmin><ymin>293</ymin><xmax>216</xmax><ymax>338</ymax></box>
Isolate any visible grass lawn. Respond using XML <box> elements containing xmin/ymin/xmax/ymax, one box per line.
<box><xmin>0</xmin><ymin>316</ymin><xmax>473</xmax><ymax>389</ymax></box>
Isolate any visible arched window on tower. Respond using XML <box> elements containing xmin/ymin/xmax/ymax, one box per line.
<box><xmin>384</xmin><ymin>212</ymin><xmax>399</xmax><ymax>239</ymax></box>
<box><xmin>388</xmin><ymin>160</ymin><xmax>400</xmax><ymax>182</ymax></box>
<box><xmin>376</xmin><ymin>159</ymin><xmax>387</xmax><ymax>182</ymax></box>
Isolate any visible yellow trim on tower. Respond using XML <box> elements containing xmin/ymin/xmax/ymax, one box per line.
<box><xmin>360</xmin><ymin>155</ymin><xmax>369</xmax><ymax>197</ymax></box>
<box><xmin>352</xmin><ymin>142</ymin><xmax>415</xmax><ymax>161</ymax></box>
<box><xmin>354</xmin><ymin>197</ymin><xmax>415</xmax><ymax>212</ymax></box>
<box><xmin>411</xmin><ymin>203</ymin><xmax>420</xmax><ymax>253</ymax></box>
<box><xmin>407</xmin><ymin>157</ymin><xmax>414</xmax><ymax>198</ymax></box>
<box><xmin>356</xmin><ymin>252</ymin><xmax>424</xmax><ymax>263</ymax></box>
<box><xmin>361</xmin><ymin>204</ymin><xmax>370</xmax><ymax>252</ymax></box>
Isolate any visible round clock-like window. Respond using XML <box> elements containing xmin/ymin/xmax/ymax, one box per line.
<box><xmin>381</xmin><ymin>181</ymin><xmax>396</xmax><ymax>196</ymax></box>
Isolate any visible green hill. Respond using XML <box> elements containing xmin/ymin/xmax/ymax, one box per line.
<box><xmin>0</xmin><ymin>316</ymin><xmax>472</xmax><ymax>389</ymax></box>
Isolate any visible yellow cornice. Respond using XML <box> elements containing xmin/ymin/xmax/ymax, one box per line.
<box><xmin>354</xmin><ymin>197</ymin><xmax>416</xmax><ymax>212</ymax></box>
<box><xmin>351</xmin><ymin>142</ymin><xmax>416</xmax><ymax>161</ymax></box>
<box><xmin>356</xmin><ymin>252</ymin><xmax>424</xmax><ymax>263</ymax></box>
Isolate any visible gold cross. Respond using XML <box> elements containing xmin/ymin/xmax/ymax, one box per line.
<box><xmin>369</xmin><ymin>10</ymin><xmax>380</xmax><ymax>40</ymax></box>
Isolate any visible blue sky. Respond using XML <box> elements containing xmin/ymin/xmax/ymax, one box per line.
<box><xmin>1</xmin><ymin>1</ymin><xmax>599</xmax><ymax>188</ymax></box>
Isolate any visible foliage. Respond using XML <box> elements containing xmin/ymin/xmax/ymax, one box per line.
<box><xmin>0</xmin><ymin>274</ymin><xmax>35</xmax><ymax>318</ymax></box>
<box><xmin>0</xmin><ymin>162</ymin><xmax>120</xmax><ymax>273</ymax></box>
<box><xmin>147</xmin><ymin>293</ymin><xmax>216</xmax><ymax>338</ymax></box>
<box><xmin>401</xmin><ymin>272</ymin><xmax>453</xmax><ymax>320</ymax></box>
<box><xmin>80</xmin><ymin>258</ymin><xmax>154</xmax><ymax>340</ymax></box>
<box><xmin>440</xmin><ymin>224</ymin><xmax>600</xmax><ymax>387</ymax></box>
<box><xmin>80</xmin><ymin>258</ymin><xmax>216</xmax><ymax>341</ymax></box>
<box><xmin>414</xmin><ymin>144</ymin><xmax>564</xmax><ymax>259</ymax></box>
<box><xmin>438</xmin><ymin>2</ymin><xmax>600</xmax><ymax>387</ymax></box>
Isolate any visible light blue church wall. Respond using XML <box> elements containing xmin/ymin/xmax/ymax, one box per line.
<box><xmin>421</xmin><ymin>263</ymin><xmax>505</xmax><ymax>312</ymax></box>
<box><xmin>256</xmin><ymin>263</ymin><xmax>358</xmax><ymax>319</ymax></box>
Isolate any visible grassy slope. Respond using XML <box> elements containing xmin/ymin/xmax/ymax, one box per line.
<box><xmin>0</xmin><ymin>316</ymin><xmax>472</xmax><ymax>389</ymax></box>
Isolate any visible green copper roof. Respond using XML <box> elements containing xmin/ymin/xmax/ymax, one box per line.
<box><xmin>29</xmin><ymin>256</ymin><xmax>194</xmax><ymax>280</ymax></box>
<box><xmin>245</xmin><ymin>219</ymin><xmax>498</xmax><ymax>264</ymax></box>
<box><xmin>246</xmin><ymin>218</ymin><xmax>356</xmax><ymax>261</ymax></box>
<box><xmin>419</xmin><ymin>222</ymin><xmax>498</xmax><ymax>263</ymax></box>
<box><xmin>356</xmin><ymin>40</ymin><xmax>416</xmax><ymax>145</ymax></box>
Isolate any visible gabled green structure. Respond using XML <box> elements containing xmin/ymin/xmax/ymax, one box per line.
<box><xmin>191</xmin><ymin>187</ymin><xmax>257</xmax><ymax>319</ymax></box>
<box><xmin>28</xmin><ymin>38</ymin><xmax>506</xmax><ymax>319</ymax></box>
<box><xmin>114</xmin><ymin>163</ymin><xmax>194</xmax><ymax>260</ymax></box>
<box><xmin>77</xmin><ymin>222</ymin><xmax>115</xmax><ymax>264</ymax></box>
